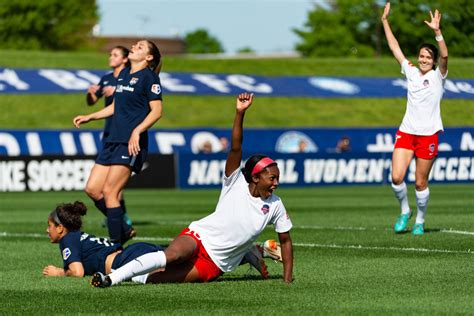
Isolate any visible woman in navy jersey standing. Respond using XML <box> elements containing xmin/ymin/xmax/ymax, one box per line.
<box><xmin>43</xmin><ymin>201</ymin><xmax>163</xmax><ymax>278</ymax></box>
<box><xmin>73</xmin><ymin>40</ymin><xmax>163</xmax><ymax>244</ymax></box>
<box><xmin>85</xmin><ymin>45</ymin><xmax>134</xmax><ymax>229</ymax></box>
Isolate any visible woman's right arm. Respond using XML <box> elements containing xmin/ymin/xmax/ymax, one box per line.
<box><xmin>381</xmin><ymin>2</ymin><xmax>405</xmax><ymax>65</ymax></box>
<box><xmin>73</xmin><ymin>102</ymin><xmax>115</xmax><ymax>128</ymax></box>
<box><xmin>224</xmin><ymin>93</ymin><xmax>254</xmax><ymax>177</ymax></box>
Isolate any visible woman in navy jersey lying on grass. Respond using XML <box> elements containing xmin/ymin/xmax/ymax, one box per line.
<box><xmin>42</xmin><ymin>201</ymin><xmax>163</xmax><ymax>278</ymax></box>
<box><xmin>90</xmin><ymin>93</ymin><xmax>294</xmax><ymax>287</ymax></box>
<box><xmin>73</xmin><ymin>40</ymin><xmax>163</xmax><ymax>245</ymax></box>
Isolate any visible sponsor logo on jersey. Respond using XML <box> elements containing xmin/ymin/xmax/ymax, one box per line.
<box><xmin>121</xmin><ymin>155</ymin><xmax>129</xmax><ymax>159</ymax></box>
<box><xmin>116</xmin><ymin>84</ymin><xmax>134</xmax><ymax>93</ymax></box>
<box><xmin>130</xmin><ymin>77</ymin><xmax>139</xmax><ymax>85</ymax></box>
<box><xmin>151</xmin><ymin>84</ymin><xmax>161</xmax><ymax>95</ymax></box>
<box><xmin>62</xmin><ymin>248</ymin><xmax>71</xmax><ymax>260</ymax></box>
<box><xmin>104</xmin><ymin>81</ymin><xmax>109</xmax><ymax>85</ymax></box>
<box><xmin>261</xmin><ymin>204</ymin><xmax>270</xmax><ymax>215</ymax></box>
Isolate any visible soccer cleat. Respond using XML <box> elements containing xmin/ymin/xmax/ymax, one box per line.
<box><xmin>261</xmin><ymin>240</ymin><xmax>282</xmax><ymax>262</ymax></box>
<box><xmin>124</xmin><ymin>213</ymin><xmax>133</xmax><ymax>226</ymax></box>
<box><xmin>394</xmin><ymin>212</ymin><xmax>412</xmax><ymax>233</ymax></box>
<box><xmin>244</xmin><ymin>245</ymin><xmax>269</xmax><ymax>279</ymax></box>
<box><xmin>90</xmin><ymin>272</ymin><xmax>112</xmax><ymax>288</ymax></box>
<box><xmin>411</xmin><ymin>223</ymin><xmax>425</xmax><ymax>235</ymax></box>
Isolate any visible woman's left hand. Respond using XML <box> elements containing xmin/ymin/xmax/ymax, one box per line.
<box><xmin>128</xmin><ymin>129</ymin><xmax>141</xmax><ymax>156</ymax></box>
<box><xmin>424</xmin><ymin>9</ymin><xmax>441</xmax><ymax>31</ymax></box>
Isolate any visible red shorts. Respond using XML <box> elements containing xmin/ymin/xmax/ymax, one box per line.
<box><xmin>178</xmin><ymin>228</ymin><xmax>223</xmax><ymax>282</ymax></box>
<box><xmin>394</xmin><ymin>130</ymin><xmax>438</xmax><ymax>159</ymax></box>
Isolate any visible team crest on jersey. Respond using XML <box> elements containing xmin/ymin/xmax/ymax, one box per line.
<box><xmin>130</xmin><ymin>77</ymin><xmax>139</xmax><ymax>85</ymax></box>
<box><xmin>151</xmin><ymin>84</ymin><xmax>161</xmax><ymax>95</ymax></box>
<box><xmin>429</xmin><ymin>143</ymin><xmax>435</xmax><ymax>152</ymax></box>
<box><xmin>261</xmin><ymin>204</ymin><xmax>270</xmax><ymax>215</ymax></box>
<box><xmin>62</xmin><ymin>248</ymin><xmax>71</xmax><ymax>260</ymax></box>
<box><xmin>423</xmin><ymin>79</ymin><xmax>430</xmax><ymax>87</ymax></box>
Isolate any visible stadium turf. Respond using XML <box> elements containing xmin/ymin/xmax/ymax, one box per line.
<box><xmin>1</xmin><ymin>184</ymin><xmax>473</xmax><ymax>314</ymax></box>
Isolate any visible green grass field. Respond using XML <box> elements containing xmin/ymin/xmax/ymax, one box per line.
<box><xmin>1</xmin><ymin>185</ymin><xmax>473</xmax><ymax>314</ymax></box>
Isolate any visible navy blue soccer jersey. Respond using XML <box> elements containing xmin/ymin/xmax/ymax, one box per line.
<box><xmin>94</xmin><ymin>72</ymin><xmax>118</xmax><ymax>138</ymax></box>
<box><xmin>59</xmin><ymin>231</ymin><xmax>121</xmax><ymax>275</ymax></box>
<box><xmin>107</xmin><ymin>67</ymin><xmax>163</xmax><ymax>147</ymax></box>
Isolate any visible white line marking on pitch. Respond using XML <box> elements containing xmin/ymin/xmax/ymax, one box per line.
<box><xmin>295</xmin><ymin>225</ymin><xmax>474</xmax><ymax>236</ymax></box>
<box><xmin>293</xmin><ymin>242</ymin><xmax>473</xmax><ymax>255</ymax></box>
<box><xmin>1</xmin><ymin>232</ymin><xmax>472</xmax><ymax>255</ymax></box>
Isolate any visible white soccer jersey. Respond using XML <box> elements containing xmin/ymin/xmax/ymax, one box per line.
<box><xmin>399</xmin><ymin>59</ymin><xmax>447</xmax><ymax>135</ymax></box>
<box><xmin>188</xmin><ymin>168</ymin><xmax>293</xmax><ymax>272</ymax></box>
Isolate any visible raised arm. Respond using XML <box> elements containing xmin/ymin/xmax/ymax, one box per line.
<box><xmin>425</xmin><ymin>9</ymin><xmax>448</xmax><ymax>76</ymax></box>
<box><xmin>381</xmin><ymin>2</ymin><xmax>406</xmax><ymax>65</ymax></box>
<box><xmin>225</xmin><ymin>93</ymin><xmax>254</xmax><ymax>177</ymax></box>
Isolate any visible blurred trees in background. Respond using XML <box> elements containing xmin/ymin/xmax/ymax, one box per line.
<box><xmin>184</xmin><ymin>29</ymin><xmax>224</xmax><ymax>54</ymax></box>
<box><xmin>295</xmin><ymin>0</ymin><xmax>474</xmax><ymax>57</ymax></box>
<box><xmin>0</xmin><ymin>0</ymin><xmax>98</xmax><ymax>50</ymax></box>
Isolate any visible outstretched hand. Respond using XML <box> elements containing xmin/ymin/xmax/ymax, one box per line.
<box><xmin>381</xmin><ymin>2</ymin><xmax>390</xmax><ymax>21</ymax></box>
<box><xmin>424</xmin><ymin>9</ymin><xmax>441</xmax><ymax>32</ymax></box>
<box><xmin>236</xmin><ymin>92</ymin><xmax>254</xmax><ymax>113</ymax></box>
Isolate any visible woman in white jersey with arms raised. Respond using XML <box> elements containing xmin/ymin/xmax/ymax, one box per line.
<box><xmin>382</xmin><ymin>2</ymin><xmax>448</xmax><ymax>235</ymax></box>
<box><xmin>91</xmin><ymin>92</ymin><xmax>294</xmax><ymax>286</ymax></box>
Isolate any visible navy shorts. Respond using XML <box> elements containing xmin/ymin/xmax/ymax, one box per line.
<box><xmin>96</xmin><ymin>142</ymin><xmax>147</xmax><ymax>174</ymax></box>
<box><xmin>112</xmin><ymin>242</ymin><xmax>164</xmax><ymax>270</ymax></box>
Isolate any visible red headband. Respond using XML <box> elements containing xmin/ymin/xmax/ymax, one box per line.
<box><xmin>251</xmin><ymin>157</ymin><xmax>276</xmax><ymax>175</ymax></box>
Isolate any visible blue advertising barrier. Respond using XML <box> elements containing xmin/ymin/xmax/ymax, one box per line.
<box><xmin>1</xmin><ymin>68</ymin><xmax>474</xmax><ymax>98</ymax></box>
<box><xmin>177</xmin><ymin>151</ymin><xmax>474</xmax><ymax>188</ymax></box>
<box><xmin>1</xmin><ymin>127</ymin><xmax>474</xmax><ymax>157</ymax></box>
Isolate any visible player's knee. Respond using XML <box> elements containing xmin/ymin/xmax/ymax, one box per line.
<box><xmin>102</xmin><ymin>185</ymin><xmax>119</xmax><ymax>203</ymax></box>
<box><xmin>391</xmin><ymin>174</ymin><xmax>404</xmax><ymax>185</ymax></box>
<box><xmin>84</xmin><ymin>184</ymin><xmax>101</xmax><ymax>200</ymax></box>
<box><xmin>164</xmin><ymin>249</ymin><xmax>181</xmax><ymax>264</ymax></box>
<box><xmin>415</xmin><ymin>180</ymin><xmax>428</xmax><ymax>191</ymax></box>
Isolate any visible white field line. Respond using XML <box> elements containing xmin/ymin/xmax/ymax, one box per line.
<box><xmin>296</xmin><ymin>225</ymin><xmax>474</xmax><ymax>236</ymax></box>
<box><xmin>293</xmin><ymin>242</ymin><xmax>473</xmax><ymax>255</ymax></box>
<box><xmin>1</xmin><ymin>231</ymin><xmax>472</xmax><ymax>255</ymax></box>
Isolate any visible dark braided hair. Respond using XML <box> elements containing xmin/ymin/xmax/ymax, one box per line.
<box><xmin>114</xmin><ymin>45</ymin><xmax>131</xmax><ymax>68</ymax></box>
<box><xmin>419</xmin><ymin>43</ymin><xmax>439</xmax><ymax>70</ymax></box>
<box><xmin>146</xmin><ymin>40</ymin><xmax>162</xmax><ymax>73</ymax></box>
<box><xmin>49</xmin><ymin>201</ymin><xmax>87</xmax><ymax>231</ymax></box>
<box><xmin>241</xmin><ymin>154</ymin><xmax>277</xmax><ymax>183</ymax></box>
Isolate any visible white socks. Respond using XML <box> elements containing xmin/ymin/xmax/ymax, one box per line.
<box><xmin>109</xmin><ymin>251</ymin><xmax>166</xmax><ymax>285</ymax></box>
<box><xmin>131</xmin><ymin>273</ymin><xmax>149</xmax><ymax>284</ymax></box>
<box><xmin>391</xmin><ymin>182</ymin><xmax>411</xmax><ymax>215</ymax></box>
<box><xmin>415</xmin><ymin>188</ymin><xmax>430</xmax><ymax>224</ymax></box>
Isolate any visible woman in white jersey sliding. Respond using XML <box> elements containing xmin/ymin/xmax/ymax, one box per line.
<box><xmin>381</xmin><ymin>3</ymin><xmax>448</xmax><ymax>235</ymax></box>
<box><xmin>91</xmin><ymin>92</ymin><xmax>294</xmax><ymax>286</ymax></box>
